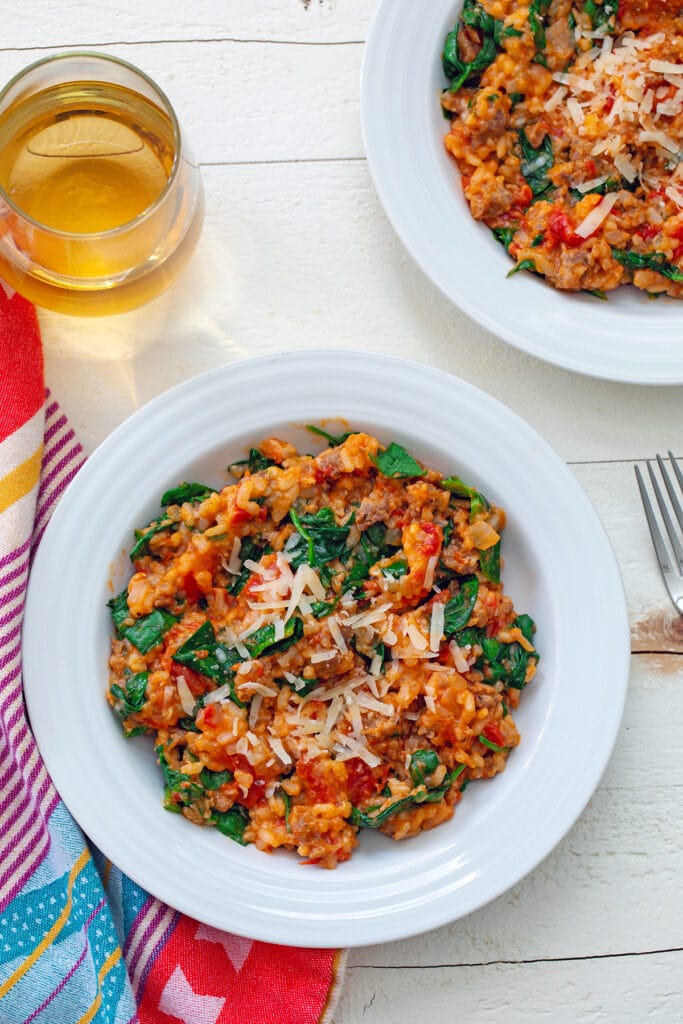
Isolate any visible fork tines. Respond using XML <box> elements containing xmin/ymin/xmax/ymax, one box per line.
<box><xmin>635</xmin><ymin>450</ymin><xmax>683</xmax><ymax>615</ymax></box>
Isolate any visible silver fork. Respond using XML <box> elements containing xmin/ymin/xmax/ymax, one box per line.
<box><xmin>635</xmin><ymin>451</ymin><xmax>683</xmax><ymax>615</ymax></box>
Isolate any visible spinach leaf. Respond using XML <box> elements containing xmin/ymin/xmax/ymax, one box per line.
<box><xmin>306</xmin><ymin>424</ymin><xmax>355</xmax><ymax>447</ymax></box>
<box><xmin>288</xmin><ymin>507</ymin><xmax>350</xmax><ymax>570</ymax></box>
<box><xmin>479</xmin><ymin>732</ymin><xmax>508</xmax><ymax>752</ymax></box>
<box><xmin>108</xmin><ymin>589</ymin><xmax>177</xmax><ymax>654</ymax></box>
<box><xmin>310</xmin><ymin>599</ymin><xmax>339</xmax><ymax>619</ymax></box>
<box><xmin>515</xmin><ymin>613</ymin><xmax>535</xmax><ymax>644</ymax></box>
<box><xmin>507</xmin><ymin>258</ymin><xmax>537</xmax><ymax>278</ymax></box>
<box><xmin>211</xmin><ymin>805</ymin><xmax>250</xmax><ymax>845</ymax></box>
<box><xmin>161</xmin><ymin>482</ymin><xmax>215</xmax><ymax>506</ymax></box>
<box><xmin>108</xmin><ymin>589</ymin><xmax>132</xmax><ymax>634</ymax></box>
<box><xmin>230</xmin><ymin>449</ymin><xmax>276</xmax><ymax>474</ymax></box>
<box><xmin>226</xmin><ymin>537</ymin><xmax>267</xmax><ymax>597</ymax></box>
<box><xmin>504</xmin><ymin>642</ymin><xmax>532</xmax><ymax>689</ymax></box>
<box><xmin>442</xmin><ymin>475</ymin><xmax>489</xmax><ymax>520</ymax></box>
<box><xmin>350</xmin><ymin>766</ymin><xmax>465</xmax><ymax>829</ymax></box>
<box><xmin>282</xmin><ymin>791</ymin><xmax>292</xmax><ymax>832</ymax></box>
<box><xmin>130</xmin><ymin>517</ymin><xmax>172</xmax><ymax>561</ymax></box>
<box><xmin>443</xmin><ymin>0</ymin><xmax>519</xmax><ymax>94</ymax></box>
<box><xmin>275</xmin><ymin>674</ymin><xmax>320</xmax><ymax>697</ymax></box>
<box><xmin>245</xmin><ymin>616</ymin><xmax>304</xmax><ymax>658</ymax></box>
<box><xmin>443</xmin><ymin>577</ymin><xmax>479</xmax><ymax>635</ymax></box>
<box><xmin>479</xmin><ymin>540</ymin><xmax>501</xmax><ymax>583</ymax></box>
<box><xmin>373</xmin><ymin>442</ymin><xmax>426</xmax><ymax>479</ymax></box>
<box><xmin>584</xmin><ymin>0</ymin><xmax>617</xmax><ymax>31</ymax></box>
<box><xmin>110</xmin><ymin>671</ymin><xmax>148</xmax><ymax>720</ymax></box>
<box><xmin>518</xmin><ymin>129</ymin><xmax>554</xmax><ymax>199</ymax></box>
<box><xmin>108</xmin><ymin>589</ymin><xmax>177</xmax><ymax>653</ymax></box>
<box><xmin>528</xmin><ymin>1</ymin><xmax>546</xmax><ymax>51</ymax></box>
<box><xmin>200</xmin><ymin>768</ymin><xmax>233</xmax><ymax>789</ymax></box>
<box><xmin>531</xmin><ymin>232</ymin><xmax>545</xmax><ymax>247</ymax></box>
<box><xmin>493</xmin><ymin>226</ymin><xmax>517</xmax><ymax>252</ymax></box>
<box><xmin>172</xmin><ymin>620</ymin><xmax>244</xmax><ymax>706</ymax></box>
<box><xmin>444</xmin><ymin>26</ymin><xmax>497</xmax><ymax>92</ymax></box>
<box><xmin>587</xmin><ymin>289</ymin><xmax>608</xmax><ymax>300</ymax></box>
<box><xmin>247</xmin><ymin>449</ymin><xmax>275</xmax><ymax>472</ymax></box>
<box><xmin>473</xmin><ymin>626</ymin><xmax>536</xmax><ymax>690</ymax></box>
<box><xmin>409</xmin><ymin>749</ymin><xmax>440</xmax><ymax>786</ymax></box>
<box><xmin>508</xmin><ymin>91</ymin><xmax>524</xmax><ymax>107</ymax></box>
<box><xmin>612</xmin><ymin>249</ymin><xmax>683</xmax><ymax>282</ymax></box>
<box><xmin>157</xmin><ymin>746</ymin><xmax>204</xmax><ymax>804</ymax></box>
<box><xmin>570</xmin><ymin>176</ymin><xmax>621</xmax><ymax>202</ymax></box>
<box><xmin>382</xmin><ymin>560</ymin><xmax>409</xmax><ymax>579</ymax></box>
<box><xmin>453</xmin><ymin>625</ymin><xmax>485</xmax><ymax>648</ymax></box>
<box><xmin>342</xmin><ymin>523</ymin><xmax>396</xmax><ymax>595</ymax></box>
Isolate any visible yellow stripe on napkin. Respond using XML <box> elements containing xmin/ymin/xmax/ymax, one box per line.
<box><xmin>0</xmin><ymin>444</ymin><xmax>42</xmax><ymax>515</ymax></box>
<box><xmin>0</xmin><ymin>848</ymin><xmax>90</xmax><ymax>999</ymax></box>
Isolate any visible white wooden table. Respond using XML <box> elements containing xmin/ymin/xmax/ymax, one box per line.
<box><xmin>6</xmin><ymin>2</ymin><xmax>683</xmax><ymax>1020</ymax></box>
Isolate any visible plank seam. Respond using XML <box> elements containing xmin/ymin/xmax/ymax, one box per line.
<box><xmin>0</xmin><ymin>38</ymin><xmax>365</xmax><ymax>53</ymax></box>
<box><xmin>350</xmin><ymin>945</ymin><xmax>683</xmax><ymax>970</ymax></box>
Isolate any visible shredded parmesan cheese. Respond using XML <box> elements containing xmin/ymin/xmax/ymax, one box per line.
<box><xmin>327</xmin><ymin>615</ymin><xmax>348</xmax><ymax>653</ymax></box>
<box><xmin>202</xmin><ymin>682</ymin><xmax>232</xmax><ymax>705</ymax></box>
<box><xmin>544</xmin><ymin>85</ymin><xmax>567</xmax><ymax>111</ymax></box>
<box><xmin>406</xmin><ymin>622</ymin><xmax>428</xmax><ymax>651</ymax></box>
<box><xmin>429</xmin><ymin>603</ymin><xmax>445</xmax><ymax>653</ymax></box>
<box><xmin>226</xmin><ymin>537</ymin><xmax>242</xmax><ymax>574</ymax></box>
<box><xmin>575</xmin><ymin>192</ymin><xmax>619</xmax><ymax>238</ymax></box>
<box><xmin>650</xmin><ymin>59</ymin><xmax>683</xmax><ymax>74</ymax></box>
<box><xmin>268</xmin><ymin>736</ymin><xmax>292</xmax><ymax>765</ymax></box>
<box><xmin>311</xmin><ymin>650</ymin><xmax>336</xmax><ymax>664</ymax></box>
<box><xmin>175</xmin><ymin>675</ymin><xmax>195</xmax><ymax>716</ymax></box>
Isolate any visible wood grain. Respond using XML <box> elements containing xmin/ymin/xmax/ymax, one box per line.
<box><xmin>335</xmin><ymin>952</ymin><xmax>683</xmax><ymax>1022</ymax></box>
<box><xmin>5</xmin><ymin>3</ymin><xmax>683</xmax><ymax>1021</ymax></box>
<box><xmin>3</xmin><ymin>0</ymin><xmax>378</xmax><ymax>48</ymax></box>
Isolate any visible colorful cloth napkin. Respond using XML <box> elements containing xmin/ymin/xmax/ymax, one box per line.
<box><xmin>0</xmin><ymin>286</ymin><xmax>346</xmax><ymax>1023</ymax></box>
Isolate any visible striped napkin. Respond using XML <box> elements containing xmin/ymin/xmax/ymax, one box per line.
<box><xmin>0</xmin><ymin>286</ymin><xmax>346</xmax><ymax>1023</ymax></box>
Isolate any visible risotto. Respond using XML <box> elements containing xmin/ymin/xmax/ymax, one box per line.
<box><xmin>108</xmin><ymin>429</ymin><xmax>538</xmax><ymax>868</ymax></box>
<box><xmin>441</xmin><ymin>0</ymin><xmax>683</xmax><ymax>295</ymax></box>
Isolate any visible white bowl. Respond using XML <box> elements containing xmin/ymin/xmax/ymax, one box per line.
<box><xmin>361</xmin><ymin>0</ymin><xmax>683</xmax><ymax>384</ymax></box>
<box><xmin>23</xmin><ymin>351</ymin><xmax>630</xmax><ymax>946</ymax></box>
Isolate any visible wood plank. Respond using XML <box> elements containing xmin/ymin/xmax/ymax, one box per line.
<box><xmin>573</xmin><ymin>465</ymin><xmax>683</xmax><ymax>651</ymax></box>
<box><xmin>0</xmin><ymin>41</ymin><xmax>364</xmax><ymax>165</ymax></box>
<box><xmin>40</xmin><ymin>161</ymin><xmax>683</xmax><ymax>470</ymax></box>
<box><xmin>334</xmin><ymin>952</ymin><xmax>683</xmax><ymax>1023</ymax></box>
<box><xmin>3</xmin><ymin>0</ymin><xmax>377</xmax><ymax>48</ymax></box>
<box><xmin>334</xmin><ymin>654</ymin><xmax>683</xmax><ymax>968</ymax></box>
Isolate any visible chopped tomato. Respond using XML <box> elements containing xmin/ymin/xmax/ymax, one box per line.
<box><xmin>515</xmin><ymin>183</ymin><xmax>533</xmax><ymax>210</ymax></box>
<box><xmin>637</xmin><ymin>223</ymin><xmax>660</xmax><ymax>242</ymax></box>
<box><xmin>181</xmin><ymin>573</ymin><xmax>202</xmax><ymax>603</ymax></box>
<box><xmin>170</xmin><ymin>661</ymin><xmax>205</xmax><ymax>696</ymax></box>
<box><xmin>297</xmin><ymin>757</ymin><xmax>335</xmax><ymax>804</ymax></box>
<box><xmin>417</xmin><ymin>522</ymin><xmax>442</xmax><ymax>557</ymax></box>
<box><xmin>547</xmin><ymin>207</ymin><xmax>584</xmax><ymax>247</ymax></box>
<box><xmin>199</xmin><ymin>702</ymin><xmax>217</xmax><ymax>726</ymax></box>
<box><xmin>230</xmin><ymin>508</ymin><xmax>251</xmax><ymax>525</ymax></box>
<box><xmin>482</xmin><ymin>723</ymin><xmax>505</xmax><ymax>747</ymax></box>
<box><xmin>346</xmin><ymin>757</ymin><xmax>387</xmax><ymax>804</ymax></box>
<box><xmin>241</xmin><ymin>779</ymin><xmax>266</xmax><ymax>808</ymax></box>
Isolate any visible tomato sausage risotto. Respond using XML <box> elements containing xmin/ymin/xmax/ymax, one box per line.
<box><xmin>441</xmin><ymin>0</ymin><xmax>683</xmax><ymax>294</ymax></box>
<box><xmin>108</xmin><ymin>429</ymin><xmax>538</xmax><ymax>868</ymax></box>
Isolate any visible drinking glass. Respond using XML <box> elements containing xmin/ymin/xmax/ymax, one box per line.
<box><xmin>0</xmin><ymin>52</ymin><xmax>204</xmax><ymax>315</ymax></box>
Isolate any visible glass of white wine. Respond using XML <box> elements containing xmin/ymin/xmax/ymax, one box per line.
<box><xmin>0</xmin><ymin>52</ymin><xmax>204</xmax><ymax>316</ymax></box>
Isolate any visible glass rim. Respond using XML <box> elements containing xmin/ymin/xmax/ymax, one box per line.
<box><xmin>0</xmin><ymin>50</ymin><xmax>183</xmax><ymax>240</ymax></box>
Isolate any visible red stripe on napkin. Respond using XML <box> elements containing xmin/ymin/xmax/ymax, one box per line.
<box><xmin>0</xmin><ymin>289</ymin><xmax>44</xmax><ymax>443</ymax></box>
